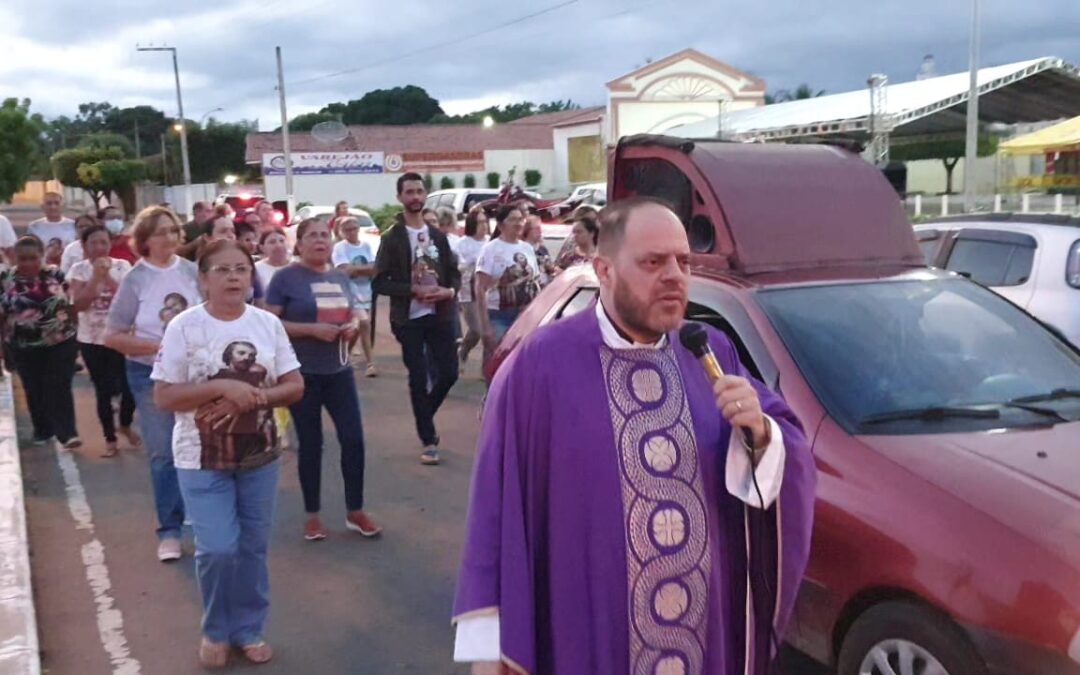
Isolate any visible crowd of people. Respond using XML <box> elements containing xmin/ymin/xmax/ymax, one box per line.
<box><xmin>0</xmin><ymin>178</ymin><xmax>601</xmax><ymax>668</ymax></box>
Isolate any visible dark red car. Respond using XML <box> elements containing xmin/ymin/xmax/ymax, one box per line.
<box><xmin>486</xmin><ymin>137</ymin><xmax>1080</xmax><ymax>675</ymax></box>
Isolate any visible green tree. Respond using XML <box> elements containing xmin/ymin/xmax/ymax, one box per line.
<box><xmin>103</xmin><ymin>105</ymin><xmax>168</xmax><ymax>157</ymax></box>
<box><xmin>52</xmin><ymin>143</ymin><xmax>144</xmax><ymax>207</ymax></box>
<box><xmin>187</xmin><ymin>120</ymin><xmax>254</xmax><ymax>183</ymax></box>
<box><xmin>78</xmin><ymin>132</ymin><xmax>136</xmax><ymax>158</ymax></box>
<box><xmin>285</xmin><ymin>111</ymin><xmax>340</xmax><ymax>132</ymax></box>
<box><xmin>463</xmin><ymin>174</ymin><xmax>476</xmax><ymax>188</ymax></box>
<box><xmin>323</xmin><ymin>85</ymin><xmax>443</xmax><ymax>125</ymax></box>
<box><xmin>891</xmin><ymin>135</ymin><xmax>999</xmax><ymax>194</ymax></box>
<box><xmin>523</xmin><ymin>169</ymin><xmax>542</xmax><ymax>187</ymax></box>
<box><xmin>423</xmin><ymin>173</ymin><xmax>433</xmax><ymax>190</ymax></box>
<box><xmin>766</xmin><ymin>84</ymin><xmax>826</xmax><ymax>105</ymax></box>
<box><xmin>439</xmin><ymin>176</ymin><xmax>455</xmax><ymax>190</ymax></box>
<box><xmin>486</xmin><ymin>171</ymin><xmax>501</xmax><ymax>189</ymax></box>
<box><xmin>0</xmin><ymin>98</ymin><xmax>42</xmax><ymax>202</ymax></box>
<box><xmin>431</xmin><ymin>99</ymin><xmax>580</xmax><ymax>125</ymax></box>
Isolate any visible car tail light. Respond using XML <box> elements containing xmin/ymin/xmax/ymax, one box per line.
<box><xmin>238</xmin><ymin>192</ymin><xmax>252</xmax><ymax>201</ymax></box>
<box><xmin>1068</xmin><ymin>240</ymin><xmax>1080</xmax><ymax>288</ymax></box>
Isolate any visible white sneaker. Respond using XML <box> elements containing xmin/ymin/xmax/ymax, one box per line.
<box><xmin>157</xmin><ymin>538</ymin><xmax>182</xmax><ymax>562</ymax></box>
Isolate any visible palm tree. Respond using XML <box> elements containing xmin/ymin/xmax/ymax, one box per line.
<box><xmin>766</xmin><ymin>83</ymin><xmax>826</xmax><ymax>104</ymax></box>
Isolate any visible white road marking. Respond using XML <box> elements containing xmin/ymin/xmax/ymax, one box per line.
<box><xmin>54</xmin><ymin>445</ymin><xmax>142</xmax><ymax>674</ymax></box>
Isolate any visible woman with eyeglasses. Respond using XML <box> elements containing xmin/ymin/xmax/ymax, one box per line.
<box><xmin>265</xmin><ymin>218</ymin><xmax>381</xmax><ymax>542</ymax></box>
<box><xmin>105</xmin><ymin>206</ymin><xmax>202</xmax><ymax>563</ymax></box>
<box><xmin>153</xmin><ymin>239</ymin><xmax>302</xmax><ymax>668</ymax></box>
<box><xmin>68</xmin><ymin>224</ymin><xmax>138</xmax><ymax>457</ymax></box>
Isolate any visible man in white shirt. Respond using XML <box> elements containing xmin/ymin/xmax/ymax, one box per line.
<box><xmin>28</xmin><ymin>191</ymin><xmax>77</xmax><ymax>267</ymax></box>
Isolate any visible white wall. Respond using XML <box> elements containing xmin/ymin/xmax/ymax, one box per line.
<box><xmin>262</xmin><ymin>148</ymin><xmax>557</xmax><ymax>208</ymax></box>
<box><xmin>553</xmin><ymin>122</ymin><xmax>603</xmax><ymax>191</ymax></box>
<box><xmin>484</xmin><ymin>149</ymin><xmax>557</xmax><ymax>194</ymax></box>
<box><xmin>903</xmin><ymin>154</ymin><xmax>1033</xmax><ymax>195</ymax></box>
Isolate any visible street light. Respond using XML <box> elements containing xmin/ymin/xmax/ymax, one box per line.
<box><xmin>200</xmin><ymin>107</ymin><xmax>224</xmax><ymax>126</ymax></box>
<box><xmin>482</xmin><ymin>115</ymin><xmax>495</xmax><ymax>129</ymax></box>
<box><xmin>223</xmin><ymin>174</ymin><xmax>237</xmax><ymax>186</ymax></box>
<box><xmin>172</xmin><ymin>122</ymin><xmax>184</xmax><ymax>133</ymax></box>
<box><xmin>137</xmin><ymin>45</ymin><xmax>193</xmax><ymax>216</ymax></box>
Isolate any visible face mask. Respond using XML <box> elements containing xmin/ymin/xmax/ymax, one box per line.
<box><xmin>105</xmin><ymin>219</ymin><xmax>124</xmax><ymax>234</ymax></box>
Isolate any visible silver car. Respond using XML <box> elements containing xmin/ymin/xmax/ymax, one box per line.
<box><xmin>915</xmin><ymin>213</ymin><xmax>1080</xmax><ymax>345</ymax></box>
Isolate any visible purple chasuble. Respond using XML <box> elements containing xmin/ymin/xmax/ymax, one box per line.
<box><xmin>453</xmin><ymin>308</ymin><xmax>816</xmax><ymax>675</ymax></box>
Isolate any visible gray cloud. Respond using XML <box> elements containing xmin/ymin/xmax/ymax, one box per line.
<box><xmin>2</xmin><ymin>0</ymin><xmax>1078</xmax><ymax>128</ymax></box>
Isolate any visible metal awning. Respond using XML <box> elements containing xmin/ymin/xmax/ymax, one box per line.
<box><xmin>673</xmin><ymin>57</ymin><xmax>1080</xmax><ymax>145</ymax></box>
<box><xmin>999</xmin><ymin>114</ymin><xmax>1080</xmax><ymax>154</ymax></box>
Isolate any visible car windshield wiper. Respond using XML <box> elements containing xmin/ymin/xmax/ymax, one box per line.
<box><xmin>1008</xmin><ymin>388</ymin><xmax>1080</xmax><ymax>405</ymax></box>
<box><xmin>860</xmin><ymin>406</ymin><xmax>1001</xmax><ymax>426</ymax></box>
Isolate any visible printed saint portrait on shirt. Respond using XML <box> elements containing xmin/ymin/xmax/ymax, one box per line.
<box><xmin>412</xmin><ymin>231</ymin><xmax>440</xmax><ymax>292</ymax></box>
<box><xmin>496</xmin><ymin>252</ymin><xmax>539</xmax><ymax>309</ymax></box>
<box><xmin>196</xmin><ymin>340</ymin><xmax>275</xmax><ymax>470</ymax></box>
<box><xmin>158</xmin><ymin>292</ymin><xmax>189</xmax><ymax>328</ymax></box>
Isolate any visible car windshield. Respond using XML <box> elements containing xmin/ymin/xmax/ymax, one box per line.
<box><xmin>757</xmin><ymin>277</ymin><xmax>1080</xmax><ymax>434</ymax></box>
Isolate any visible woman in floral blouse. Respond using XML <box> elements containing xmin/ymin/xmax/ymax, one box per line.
<box><xmin>0</xmin><ymin>235</ymin><xmax>80</xmax><ymax>447</ymax></box>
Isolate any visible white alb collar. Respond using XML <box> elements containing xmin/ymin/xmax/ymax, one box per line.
<box><xmin>595</xmin><ymin>300</ymin><xmax>668</xmax><ymax>350</ymax></box>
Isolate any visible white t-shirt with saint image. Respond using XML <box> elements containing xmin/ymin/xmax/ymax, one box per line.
<box><xmin>151</xmin><ymin>304</ymin><xmax>300</xmax><ymax>471</ymax></box>
<box><xmin>475</xmin><ymin>238</ymin><xmax>540</xmax><ymax>311</ymax></box>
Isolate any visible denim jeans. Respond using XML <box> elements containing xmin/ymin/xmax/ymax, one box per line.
<box><xmin>288</xmin><ymin>369</ymin><xmax>366</xmax><ymax>513</ymax></box>
<box><xmin>126</xmin><ymin>360</ymin><xmax>185</xmax><ymax>540</ymax></box>
<box><xmin>178</xmin><ymin>459</ymin><xmax>279</xmax><ymax>646</ymax></box>
<box><xmin>391</xmin><ymin>315</ymin><xmax>459</xmax><ymax>447</ymax></box>
<box><xmin>488</xmin><ymin>308</ymin><xmax>521</xmax><ymax>342</ymax></box>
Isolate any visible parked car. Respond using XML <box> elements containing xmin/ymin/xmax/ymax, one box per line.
<box><xmin>915</xmin><ymin>213</ymin><xmax>1080</xmax><ymax>346</ymax></box>
<box><xmin>568</xmin><ymin>181</ymin><xmax>607</xmax><ymax>205</ymax></box>
<box><xmin>284</xmin><ymin>205</ymin><xmax>380</xmax><ymax>254</ymax></box>
<box><xmin>425</xmin><ymin>189</ymin><xmax>501</xmax><ymax>218</ymax></box>
<box><xmin>487</xmin><ymin>136</ymin><xmax>1080</xmax><ymax>675</ymax></box>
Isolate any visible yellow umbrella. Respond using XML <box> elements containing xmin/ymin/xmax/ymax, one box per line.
<box><xmin>1000</xmin><ymin>115</ymin><xmax>1080</xmax><ymax>155</ymax></box>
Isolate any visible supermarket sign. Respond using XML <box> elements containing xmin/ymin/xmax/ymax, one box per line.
<box><xmin>262</xmin><ymin>152</ymin><xmax>384</xmax><ymax>175</ymax></box>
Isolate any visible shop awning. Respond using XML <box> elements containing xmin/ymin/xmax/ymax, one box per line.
<box><xmin>999</xmin><ymin>115</ymin><xmax>1080</xmax><ymax>155</ymax></box>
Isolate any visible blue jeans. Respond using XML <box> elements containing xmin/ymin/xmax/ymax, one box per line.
<box><xmin>178</xmin><ymin>460</ymin><xmax>280</xmax><ymax>645</ymax></box>
<box><xmin>126</xmin><ymin>360</ymin><xmax>185</xmax><ymax>540</ymax></box>
<box><xmin>488</xmin><ymin>308</ymin><xmax>521</xmax><ymax>341</ymax></box>
<box><xmin>288</xmin><ymin>369</ymin><xmax>366</xmax><ymax>513</ymax></box>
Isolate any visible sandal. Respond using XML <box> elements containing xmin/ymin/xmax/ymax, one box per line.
<box><xmin>102</xmin><ymin>441</ymin><xmax>119</xmax><ymax>458</ymax></box>
<box><xmin>239</xmin><ymin>641</ymin><xmax>274</xmax><ymax>664</ymax></box>
<box><xmin>198</xmin><ymin>637</ymin><xmax>230</xmax><ymax>669</ymax></box>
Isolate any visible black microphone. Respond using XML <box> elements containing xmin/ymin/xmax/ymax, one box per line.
<box><xmin>678</xmin><ymin>323</ymin><xmax>755</xmax><ymax>448</ymax></box>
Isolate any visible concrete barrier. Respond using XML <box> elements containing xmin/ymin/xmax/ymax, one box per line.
<box><xmin>0</xmin><ymin>374</ymin><xmax>41</xmax><ymax>674</ymax></box>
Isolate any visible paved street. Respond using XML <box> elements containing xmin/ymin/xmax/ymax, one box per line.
<box><xmin>2</xmin><ymin>203</ymin><xmax>826</xmax><ymax>673</ymax></box>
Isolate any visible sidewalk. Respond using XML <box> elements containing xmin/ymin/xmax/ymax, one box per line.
<box><xmin>0</xmin><ymin>373</ymin><xmax>41</xmax><ymax>674</ymax></box>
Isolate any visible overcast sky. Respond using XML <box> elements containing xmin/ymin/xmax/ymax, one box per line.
<box><xmin>1</xmin><ymin>0</ymin><xmax>1077</xmax><ymax>129</ymax></box>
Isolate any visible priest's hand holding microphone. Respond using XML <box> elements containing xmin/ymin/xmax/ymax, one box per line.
<box><xmin>680</xmin><ymin>323</ymin><xmax>772</xmax><ymax>464</ymax></box>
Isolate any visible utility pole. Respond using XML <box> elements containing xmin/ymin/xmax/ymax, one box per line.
<box><xmin>275</xmin><ymin>46</ymin><xmax>295</xmax><ymax>216</ymax></box>
<box><xmin>160</xmin><ymin>134</ymin><xmax>168</xmax><ymax>185</ymax></box>
<box><xmin>137</xmin><ymin>46</ymin><xmax>192</xmax><ymax>216</ymax></box>
<box><xmin>963</xmin><ymin>0</ymin><xmax>981</xmax><ymax>212</ymax></box>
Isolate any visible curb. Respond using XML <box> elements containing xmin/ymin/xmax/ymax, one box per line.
<box><xmin>0</xmin><ymin>373</ymin><xmax>41</xmax><ymax>674</ymax></box>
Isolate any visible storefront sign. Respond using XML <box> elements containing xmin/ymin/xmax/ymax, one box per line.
<box><xmin>262</xmin><ymin>152</ymin><xmax>385</xmax><ymax>175</ymax></box>
<box><xmin>389</xmin><ymin>151</ymin><xmax>485</xmax><ymax>173</ymax></box>
<box><xmin>1011</xmin><ymin>174</ymin><xmax>1080</xmax><ymax>189</ymax></box>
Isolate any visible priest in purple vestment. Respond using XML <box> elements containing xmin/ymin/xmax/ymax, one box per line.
<box><xmin>453</xmin><ymin>198</ymin><xmax>816</xmax><ymax>675</ymax></box>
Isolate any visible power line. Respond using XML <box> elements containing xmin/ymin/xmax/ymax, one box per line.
<box><xmin>289</xmin><ymin>0</ymin><xmax>580</xmax><ymax>87</ymax></box>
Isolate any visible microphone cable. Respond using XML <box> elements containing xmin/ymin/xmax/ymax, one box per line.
<box><xmin>747</xmin><ymin>443</ymin><xmax>783</xmax><ymax>674</ymax></box>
